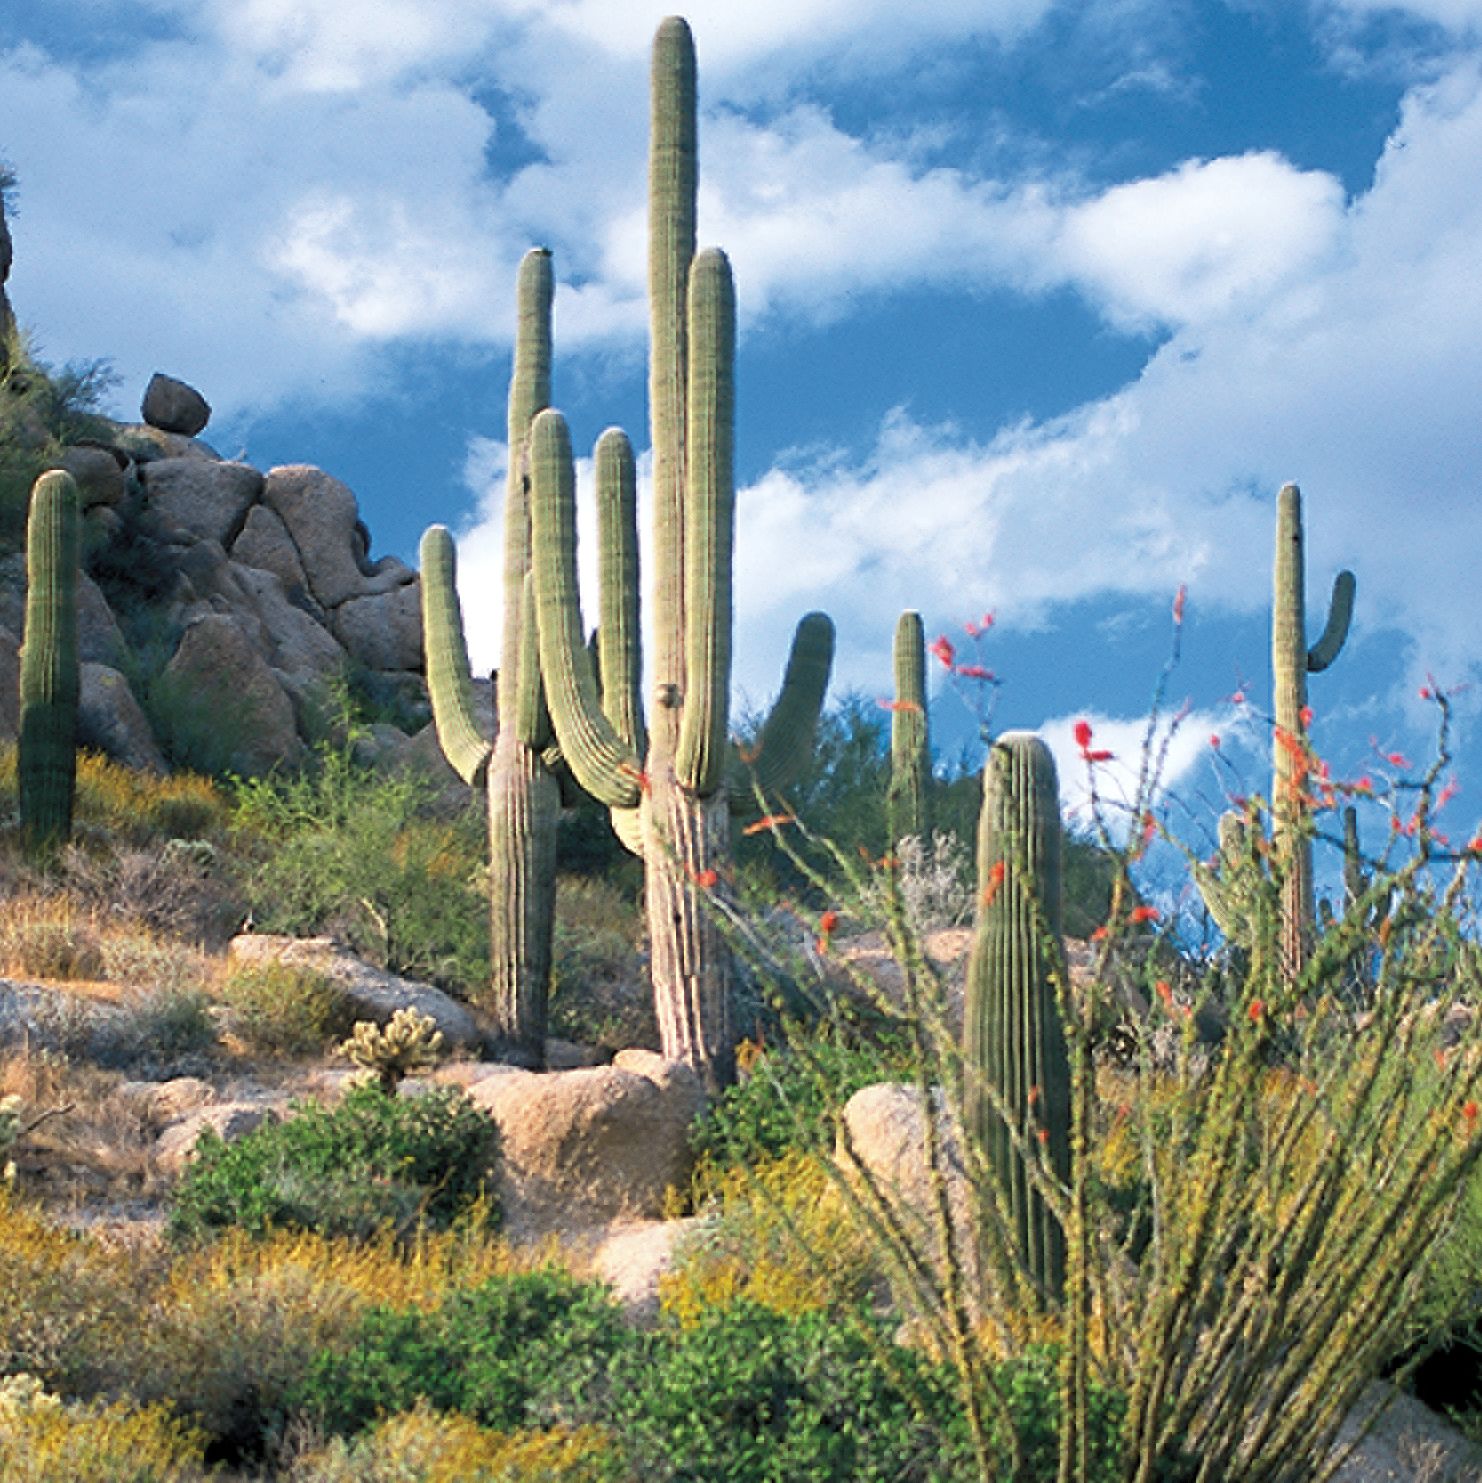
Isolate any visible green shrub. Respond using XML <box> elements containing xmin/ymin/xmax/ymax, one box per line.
<box><xmin>612</xmin><ymin>1301</ymin><xmax>1123</xmax><ymax>1483</ymax></box>
<box><xmin>169</xmin><ymin>1083</ymin><xmax>499</xmax><ymax>1242</ymax></box>
<box><xmin>287</xmin><ymin>1269</ymin><xmax>634</xmax><ymax>1441</ymax></box>
<box><xmin>231</xmin><ymin>746</ymin><xmax>489</xmax><ymax>993</ymax></box>
<box><xmin>690</xmin><ymin>1030</ymin><xmax>914</xmax><ymax>1176</ymax></box>
<box><xmin>217</xmin><ymin>961</ymin><xmax>355</xmax><ymax>1059</ymax></box>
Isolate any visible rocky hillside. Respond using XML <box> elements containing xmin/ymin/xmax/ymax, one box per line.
<box><xmin>0</xmin><ymin>367</ymin><xmax>465</xmax><ymax>779</ymax></box>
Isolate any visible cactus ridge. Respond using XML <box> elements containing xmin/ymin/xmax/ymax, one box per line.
<box><xmin>18</xmin><ymin>469</ymin><xmax>80</xmax><ymax>849</ymax></box>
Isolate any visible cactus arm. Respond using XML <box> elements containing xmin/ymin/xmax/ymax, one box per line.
<box><xmin>18</xmin><ymin>469</ymin><xmax>79</xmax><ymax>847</ymax></box>
<box><xmin>676</xmin><ymin>248</ymin><xmax>735</xmax><ymax>796</ymax></box>
<box><xmin>887</xmin><ymin>610</ymin><xmax>931</xmax><ymax>844</ymax></box>
<box><xmin>419</xmin><ymin>525</ymin><xmax>493</xmax><ymax>787</ymax></box>
<box><xmin>595</xmin><ymin>427</ymin><xmax>645</xmax><ymax>759</ymax></box>
<box><xmin>731</xmin><ymin>610</ymin><xmax>835</xmax><ymax>808</ymax></box>
<box><xmin>513</xmin><ymin>571</ymin><xmax>552</xmax><ymax>750</ymax></box>
<box><xmin>648</xmin><ymin>16</ymin><xmax>697</xmax><ymax>746</ymax></box>
<box><xmin>529</xmin><ymin>408</ymin><xmax>643</xmax><ymax>809</ymax></box>
<box><xmin>1306</xmin><ymin>569</ymin><xmax>1355</xmax><ymax>673</ymax></box>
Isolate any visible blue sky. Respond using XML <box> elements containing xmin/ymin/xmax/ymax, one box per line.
<box><xmin>3</xmin><ymin>0</ymin><xmax>1482</xmax><ymax>891</ymax></box>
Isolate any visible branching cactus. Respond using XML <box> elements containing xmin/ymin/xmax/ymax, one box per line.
<box><xmin>962</xmin><ymin>731</ymin><xmax>1071</xmax><ymax>1304</ymax></box>
<box><xmin>887</xmin><ymin>610</ymin><xmax>931</xmax><ymax>846</ymax></box>
<box><xmin>529</xmin><ymin>18</ymin><xmax>834</xmax><ymax>1091</ymax></box>
<box><xmin>420</xmin><ymin>248</ymin><xmax>559</xmax><ymax>1066</ymax></box>
<box><xmin>19</xmin><ymin>469</ymin><xmax>79</xmax><ymax>849</ymax></box>
<box><xmin>1273</xmin><ymin>482</ymin><xmax>1355</xmax><ymax>979</ymax></box>
<box><xmin>338</xmin><ymin>1009</ymin><xmax>445</xmax><ymax>1095</ymax></box>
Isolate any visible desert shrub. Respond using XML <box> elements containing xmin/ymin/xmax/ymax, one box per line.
<box><xmin>0</xmin><ymin>1373</ymin><xmax>209</xmax><ymax>1483</ymax></box>
<box><xmin>169</xmin><ymin>1083</ymin><xmax>500</xmax><ymax>1242</ymax></box>
<box><xmin>217</xmin><ymin>961</ymin><xmax>355</xmax><ymax>1059</ymax></box>
<box><xmin>287</xmin><ymin>1268</ymin><xmax>634</xmax><ymax>1441</ymax></box>
<box><xmin>285</xmin><ymin>1405</ymin><xmax>614</xmax><ymax>1483</ymax></box>
<box><xmin>661</xmin><ymin>1149</ymin><xmax>881</xmax><ymax>1324</ymax></box>
<box><xmin>0</xmin><ymin>896</ymin><xmax>106</xmax><ymax>979</ymax></box>
<box><xmin>94</xmin><ymin>929</ymin><xmax>211</xmax><ymax>995</ymax></box>
<box><xmin>232</xmin><ymin>746</ymin><xmax>488</xmax><ymax>992</ymax></box>
<box><xmin>73</xmin><ymin>753</ymin><xmax>227</xmax><ymax>843</ymax></box>
<box><xmin>689</xmin><ymin>1030</ymin><xmax>914</xmax><ymax>1175</ymax></box>
<box><xmin>613</xmin><ymin>1300</ymin><xmax>1122</xmax><ymax>1482</ymax></box>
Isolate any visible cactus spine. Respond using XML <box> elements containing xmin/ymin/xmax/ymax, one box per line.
<box><xmin>420</xmin><ymin>248</ymin><xmax>559</xmax><ymax>1065</ymax></box>
<box><xmin>531</xmin><ymin>18</ymin><xmax>834</xmax><ymax>1091</ymax></box>
<box><xmin>1272</xmin><ymin>482</ymin><xmax>1354</xmax><ymax>980</ymax></box>
<box><xmin>887</xmin><ymin>610</ymin><xmax>931</xmax><ymax>846</ymax></box>
<box><xmin>18</xmin><ymin>470</ymin><xmax>79</xmax><ymax>849</ymax></box>
<box><xmin>962</xmin><ymin>732</ymin><xmax>1071</xmax><ymax>1303</ymax></box>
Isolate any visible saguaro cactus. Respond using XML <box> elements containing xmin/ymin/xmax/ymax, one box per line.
<box><xmin>18</xmin><ymin>470</ymin><xmax>80</xmax><ymax>849</ymax></box>
<box><xmin>887</xmin><ymin>610</ymin><xmax>931</xmax><ymax>846</ymax></box>
<box><xmin>420</xmin><ymin>248</ymin><xmax>559</xmax><ymax>1065</ymax></box>
<box><xmin>1272</xmin><ymin>482</ymin><xmax>1354</xmax><ymax>980</ymax></box>
<box><xmin>530</xmin><ymin>18</ymin><xmax>834</xmax><ymax>1091</ymax></box>
<box><xmin>962</xmin><ymin>731</ymin><xmax>1071</xmax><ymax>1304</ymax></box>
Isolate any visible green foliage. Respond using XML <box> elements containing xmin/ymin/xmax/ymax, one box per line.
<box><xmin>168</xmin><ymin>1083</ymin><xmax>500</xmax><ymax>1242</ymax></box>
<box><xmin>690</xmin><ymin>1031</ymin><xmax>915</xmax><ymax>1175</ymax></box>
<box><xmin>231</xmin><ymin>744</ymin><xmax>489</xmax><ymax>992</ymax></box>
<box><xmin>288</xmin><ymin>1269</ymin><xmax>633</xmax><ymax>1441</ymax></box>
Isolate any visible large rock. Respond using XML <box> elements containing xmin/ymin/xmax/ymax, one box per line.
<box><xmin>114</xmin><ymin>424</ymin><xmax>221</xmax><ymax>464</ymax></box>
<box><xmin>160</xmin><ymin>614</ymin><xmax>304</xmax><ymax>774</ymax></box>
<box><xmin>231</xmin><ymin>504</ymin><xmax>317</xmax><ymax>608</ymax></box>
<box><xmin>563</xmin><ymin>1216</ymin><xmax>716</xmax><ymax>1327</ymax></box>
<box><xmin>77</xmin><ymin>570</ymin><xmax>128</xmax><ymax>666</ymax></box>
<box><xmin>331</xmin><ymin>581</ymin><xmax>423</xmax><ymax>672</ymax></box>
<box><xmin>79</xmin><ymin>662</ymin><xmax>166</xmax><ymax>772</ymax></box>
<box><xmin>226</xmin><ymin>935</ymin><xmax>485</xmax><ymax>1050</ymax></box>
<box><xmin>155</xmin><ymin>1101</ymin><xmax>279</xmax><ymax>1175</ymax></box>
<box><xmin>58</xmin><ymin>444</ymin><xmax>128</xmax><ymax>509</ymax></box>
<box><xmin>263</xmin><ymin>465</ymin><xmax>395</xmax><ymax>609</ymax></box>
<box><xmin>142</xmin><ymin>373</ymin><xmax>211</xmax><ymax>436</ymax></box>
<box><xmin>465</xmin><ymin>1049</ymin><xmax>706</xmax><ymax>1238</ymax></box>
<box><xmin>141</xmin><ymin>459</ymin><xmax>262</xmax><ymax>545</ymax></box>
<box><xmin>228</xmin><ymin>562</ymin><xmax>346</xmax><ymax>683</ymax></box>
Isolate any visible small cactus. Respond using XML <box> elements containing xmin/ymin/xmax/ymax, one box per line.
<box><xmin>887</xmin><ymin>610</ymin><xmax>931</xmax><ymax>846</ymax></box>
<box><xmin>18</xmin><ymin>469</ymin><xmax>80</xmax><ymax>849</ymax></box>
<box><xmin>962</xmin><ymin>731</ymin><xmax>1071</xmax><ymax>1305</ymax></box>
<box><xmin>337</xmin><ymin>1009</ymin><xmax>445</xmax><ymax>1094</ymax></box>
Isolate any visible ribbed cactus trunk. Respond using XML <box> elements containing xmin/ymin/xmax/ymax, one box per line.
<box><xmin>962</xmin><ymin>732</ymin><xmax>1071</xmax><ymax>1305</ymax></box>
<box><xmin>529</xmin><ymin>19</ymin><xmax>834</xmax><ymax>1093</ymax></box>
<box><xmin>1272</xmin><ymin>483</ymin><xmax>1354</xmax><ymax>983</ymax></box>
<box><xmin>19</xmin><ymin>470</ymin><xmax>80</xmax><ymax>850</ymax></box>
<box><xmin>887</xmin><ymin>610</ymin><xmax>931</xmax><ymax>846</ymax></box>
<box><xmin>420</xmin><ymin>248</ymin><xmax>559</xmax><ymax>1065</ymax></box>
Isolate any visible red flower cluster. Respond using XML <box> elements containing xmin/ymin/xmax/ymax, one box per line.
<box><xmin>964</xmin><ymin>612</ymin><xmax>995</xmax><ymax>638</ymax></box>
<box><xmin>929</xmin><ymin>635</ymin><xmax>956</xmax><ymax>669</ymax></box>
<box><xmin>1074</xmin><ymin>719</ymin><xmax>1113</xmax><ymax>763</ymax></box>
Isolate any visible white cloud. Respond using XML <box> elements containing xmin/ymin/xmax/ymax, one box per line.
<box><xmin>1324</xmin><ymin>0</ymin><xmax>1482</xmax><ymax>36</ymax></box>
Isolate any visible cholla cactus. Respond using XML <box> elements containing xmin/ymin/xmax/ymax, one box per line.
<box><xmin>337</xmin><ymin>1010</ymin><xmax>445</xmax><ymax>1094</ymax></box>
<box><xmin>0</xmin><ymin>1093</ymin><xmax>21</xmax><ymax>1185</ymax></box>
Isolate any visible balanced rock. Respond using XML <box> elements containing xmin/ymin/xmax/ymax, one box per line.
<box><xmin>466</xmin><ymin>1050</ymin><xmax>706</xmax><ymax>1239</ymax></box>
<box><xmin>142</xmin><ymin>372</ymin><xmax>211</xmax><ymax>437</ymax></box>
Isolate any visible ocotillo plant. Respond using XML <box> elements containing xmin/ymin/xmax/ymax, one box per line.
<box><xmin>420</xmin><ymin>247</ymin><xmax>558</xmax><ymax>1066</ymax></box>
<box><xmin>962</xmin><ymin>731</ymin><xmax>1071</xmax><ymax>1306</ymax></box>
<box><xmin>18</xmin><ymin>469</ymin><xmax>79</xmax><ymax>849</ymax></box>
<box><xmin>1272</xmin><ymin>481</ymin><xmax>1354</xmax><ymax>979</ymax></box>
<box><xmin>530</xmin><ymin>18</ymin><xmax>834</xmax><ymax>1091</ymax></box>
<box><xmin>887</xmin><ymin>610</ymin><xmax>931</xmax><ymax>847</ymax></box>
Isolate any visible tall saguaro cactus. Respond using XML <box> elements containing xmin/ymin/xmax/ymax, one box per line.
<box><xmin>962</xmin><ymin>732</ymin><xmax>1071</xmax><ymax>1304</ymax></box>
<box><xmin>530</xmin><ymin>18</ymin><xmax>834</xmax><ymax>1091</ymax></box>
<box><xmin>420</xmin><ymin>248</ymin><xmax>559</xmax><ymax>1065</ymax></box>
<box><xmin>887</xmin><ymin>610</ymin><xmax>931</xmax><ymax>846</ymax></box>
<box><xmin>19</xmin><ymin>470</ymin><xmax>80</xmax><ymax>848</ymax></box>
<box><xmin>1272</xmin><ymin>482</ymin><xmax>1355</xmax><ymax>980</ymax></box>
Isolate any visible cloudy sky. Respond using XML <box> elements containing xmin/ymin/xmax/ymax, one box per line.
<box><xmin>4</xmin><ymin>0</ymin><xmax>1481</xmax><ymax>883</ymax></box>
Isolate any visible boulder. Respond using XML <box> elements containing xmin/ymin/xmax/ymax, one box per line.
<box><xmin>77</xmin><ymin>570</ymin><xmax>128</xmax><ymax>666</ymax></box>
<box><xmin>114</xmin><ymin>1076</ymin><xmax>215</xmax><ymax>1125</ymax></box>
<box><xmin>465</xmin><ymin>1049</ymin><xmax>706</xmax><ymax>1238</ymax></box>
<box><xmin>231</xmin><ymin>504</ymin><xmax>318</xmax><ymax>608</ymax></box>
<box><xmin>114</xmin><ymin>424</ymin><xmax>221</xmax><ymax>464</ymax></box>
<box><xmin>564</xmin><ymin>1215</ymin><xmax>716</xmax><ymax>1327</ymax></box>
<box><xmin>225</xmin><ymin>935</ymin><xmax>485</xmax><ymax>1050</ymax></box>
<box><xmin>331</xmin><ymin>580</ymin><xmax>423</xmax><ymax>672</ymax></box>
<box><xmin>228</xmin><ymin>562</ymin><xmax>346</xmax><ymax>683</ymax></box>
<box><xmin>58</xmin><ymin>445</ymin><xmax>128</xmax><ymax>509</ymax></box>
<box><xmin>262</xmin><ymin>465</ymin><xmax>378</xmax><ymax>609</ymax></box>
<box><xmin>160</xmin><ymin>614</ymin><xmax>304</xmax><ymax>774</ymax></box>
<box><xmin>140</xmin><ymin>459</ymin><xmax>262</xmax><ymax>545</ymax></box>
<box><xmin>142</xmin><ymin>373</ymin><xmax>211</xmax><ymax>436</ymax></box>
<box><xmin>155</xmin><ymin>1101</ymin><xmax>279</xmax><ymax>1175</ymax></box>
<box><xmin>79</xmin><ymin>662</ymin><xmax>166</xmax><ymax>772</ymax></box>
